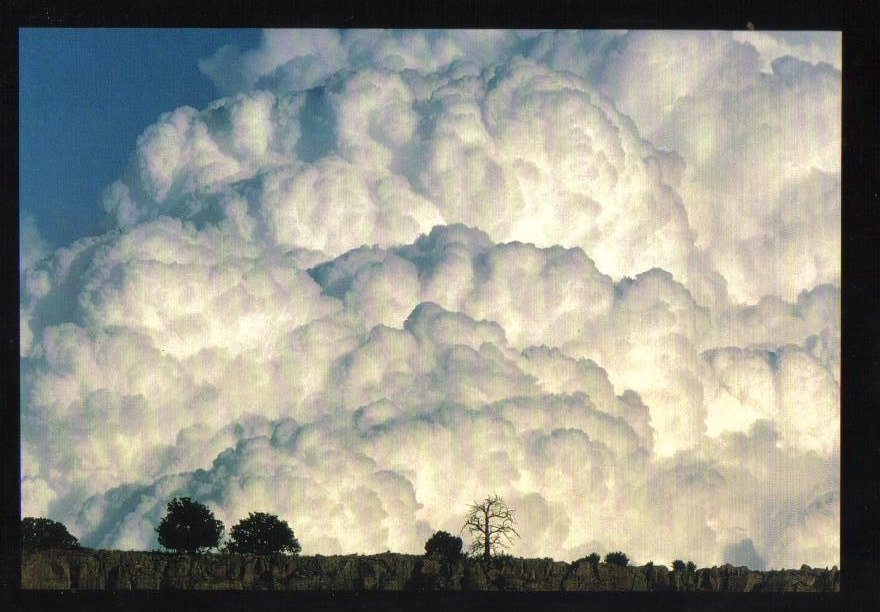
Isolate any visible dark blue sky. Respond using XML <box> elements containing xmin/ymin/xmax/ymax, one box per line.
<box><xmin>19</xmin><ymin>28</ymin><xmax>261</xmax><ymax>249</ymax></box>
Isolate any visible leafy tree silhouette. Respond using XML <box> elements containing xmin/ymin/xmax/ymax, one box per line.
<box><xmin>21</xmin><ymin>517</ymin><xmax>79</xmax><ymax>549</ymax></box>
<box><xmin>226</xmin><ymin>512</ymin><xmax>301</xmax><ymax>556</ymax></box>
<box><xmin>156</xmin><ymin>497</ymin><xmax>224</xmax><ymax>554</ymax></box>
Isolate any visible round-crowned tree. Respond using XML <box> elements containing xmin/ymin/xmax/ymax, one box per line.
<box><xmin>604</xmin><ymin>551</ymin><xmax>629</xmax><ymax>567</ymax></box>
<box><xmin>671</xmin><ymin>559</ymin><xmax>686</xmax><ymax>572</ymax></box>
<box><xmin>156</xmin><ymin>497</ymin><xmax>224</xmax><ymax>554</ymax></box>
<box><xmin>226</xmin><ymin>512</ymin><xmax>301</xmax><ymax>556</ymax></box>
<box><xmin>424</xmin><ymin>530</ymin><xmax>463</xmax><ymax>560</ymax></box>
<box><xmin>21</xmin><ymin>517</ymin><xmax>80</xmax><ymax>549</ymax></box>
<box><xmin>584</xmin><ymin>552</ymin><xmax>601</xmax><ymax>567</ymax></box>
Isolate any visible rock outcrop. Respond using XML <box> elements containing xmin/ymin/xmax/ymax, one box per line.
<box><xmin>20</xmin><ymin>549</ymin><xmax>840</xmax><ymax>592</ymax></box>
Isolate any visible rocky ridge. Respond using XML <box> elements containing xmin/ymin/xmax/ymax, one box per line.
<box><xmin>21</xmin><ymin>548</ymin><xmax>840</xmax><ymax>592</ymax></box>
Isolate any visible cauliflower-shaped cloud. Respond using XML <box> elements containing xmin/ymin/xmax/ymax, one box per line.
<box><xmin>21</xmin><ymin>29</ymin><xmax>839</xmax><ymax>569</ymax></box>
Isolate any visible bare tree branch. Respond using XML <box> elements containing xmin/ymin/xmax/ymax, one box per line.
<box><xmin>460</xmin><ymin>493</ymin><xmax>519</xmax><ymax>563</ymax></box>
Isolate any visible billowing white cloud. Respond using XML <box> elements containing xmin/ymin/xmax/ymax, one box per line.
<box><xmin>597</xmin><ymin>30</ymin><xmax>840</xmax><ymax>302</ymax></box>
<box><xmin>20</xmin><ymin>214</ymin><xmax>51</xmax><ymax>273</ymax></box>
<box><xmin>731</xmin><ymin>31</ymin><xmax>842</xmax><ymax>72</ymax></box>
<box><xmin>199</xmin><ymin>29</ymin><xmax>526</xmax><ymax>96</ymax></box>
<box><xmin>106</xmin><ymin>40</ymin><xmax>725</xmax><ymax>304</ymax></box>
<box><xmin>21</xmin><ymin>30</ymin><xmax>839</xmax><ymax>569</ymax></box>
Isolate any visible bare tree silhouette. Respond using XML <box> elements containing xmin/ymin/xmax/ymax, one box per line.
<box><xmin>461</xmin><ymin>493</ymin><xmax>519</xmax><ymax>563</ymax></box>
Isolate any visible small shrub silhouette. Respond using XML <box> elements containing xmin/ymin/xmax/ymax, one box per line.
<box><xmin>672</xmin><ymin>559</ymin><xmax>686</xmax><ymax>572</ymax></box>
<box><xmin>604</xmin><ymin>551</ymin><xmax>629</xmax><ymax>567</ymax></box>
<box><xmin>583</xmin><ymin>552</ymin><xmax>601</xmax><ymax>567</ymax></box>
<box><xmin>424</xmin><ymin>530</ymin><xmax>463</xmax><ymax>560</ymax></box>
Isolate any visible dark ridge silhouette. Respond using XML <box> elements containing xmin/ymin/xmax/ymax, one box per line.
<box><xmin>21</xmin><ymin>548</ymin><xmax>840</xmax><ymax>592</ymax></box>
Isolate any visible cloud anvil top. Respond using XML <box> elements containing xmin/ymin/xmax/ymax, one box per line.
<box><xmin>19</xmin><ymin>29</ymin><xmax>840</xmax><ymax>570</ymax></box>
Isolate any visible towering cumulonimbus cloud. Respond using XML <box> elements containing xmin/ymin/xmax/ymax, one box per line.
<box><xmin>21</xmin><ymin>30</ymin><xmax>839</xmax><ymax>569</ymax></box>
<box><xmin>105</xmin><ymin>40</ymin><xmax>714</xmax><ymax>300</ymax></box>
<box><xmin>595</xmin><ymin>31</ymin><xmax>841</xmax><ymax>304</ymax></box>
